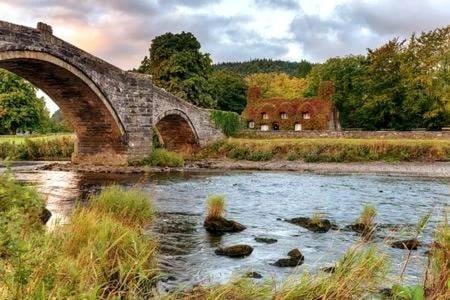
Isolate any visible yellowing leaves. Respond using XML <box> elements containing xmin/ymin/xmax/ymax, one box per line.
<box><xmin>245</xmin><ymin>72</ymin><xmax>308</xmax><ymax>99</ymax></box>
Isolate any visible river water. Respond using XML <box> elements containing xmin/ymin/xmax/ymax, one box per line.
<box><xmin>8</xmin><ymin>167</ymin><xmax>450</xmax><ymax>290</ymax></box>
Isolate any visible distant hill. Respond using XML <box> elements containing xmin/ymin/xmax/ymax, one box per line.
<box><xmin>213</xmin><ymin>59</ymin><xmax>303</xmax><ymax>77</ymax></box>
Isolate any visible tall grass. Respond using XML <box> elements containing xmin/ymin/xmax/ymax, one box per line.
<box><xmin>0</xmin><ymin>135</ymin><xmax>74</xmax><ymax>160</ymax></box>
<box><xmin>358</xmin><ymin>203</ymin><xmax>377</xmax><ymax>227</ymax></box>
<box><xmin>206</xmin><ymin>195</ymin><xmax>226</xmax><ymax>220</ymax></box>
<box><xmin>0</xmin><ymin>176</ymin><xmax>158</xmax><ymax>299</ymax></box>
<box><xmin>197</xmin><ymin>138</ymin><xmax>450</xmax><ymax>162</ymax></box>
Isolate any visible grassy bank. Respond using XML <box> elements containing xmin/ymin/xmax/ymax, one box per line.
<box><xmin>0</xmin><ymin>174</ymin><xmax>157</xmax><ymax>298</ymax></box>
<box><xmin>0</xmin><ymin>134</ymin><xmax>74</xmax><ymax>160</ymax></box>
<box><xmin>197</xmin><ymin>138</ymin><xmax>450</xmax><ymax>162</ymax></box>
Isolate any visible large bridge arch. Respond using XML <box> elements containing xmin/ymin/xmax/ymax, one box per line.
<box><xmin>154</xmin><ymin>109</ymin><xmax>200</xmax><ymax>153</ymax></box>
<box><xmin>0</xmin><ymin>51</ymin><xmax>127</xmax><ymax>163</ymax></box>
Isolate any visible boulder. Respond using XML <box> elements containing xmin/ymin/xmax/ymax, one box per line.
<box><xmin>344</xmin><ymin>223</ymin><xmax>375</xmax><ymax>238</ymax></box>
<box><xmin>204</xmin><ymin>217</ymin><xmax>246</xmax><ymax>235</ymax></box>
<box><xmin>321</xmin><ymin>266</ymin><xmax>336</xmax><ymax>273</ymax></box>
<box><xmin>272</xmin><ymin>248</ymin><xmax>304</xmax><ymax>267</ymax></box>
<box><xmin>245</xmin><ymin>271</ymin><xmax>263</xmax><ymax>279</ymax></box>
<box><xmin>287</xmin><ymin>217</ymin><xmax>333</xmax><ymax>233</ymax></box>
<box><xmin>390</xmin><ymin>238</ymin><xmax>420</xmax><ymax>250</ymax></box>
<box><xmin>254</xmin><ymin>237</ymin><xmax>277</xmax><ymax>244</ymax></box>
<box><xmin>40</xmin><ymin>207</ymin><xmax>52</xmax><ymax>225</ymax></box>
<box><xmin>215</xmin><ymin>245</ymin><xmax>253</xmax><ymax>258</ymax></box>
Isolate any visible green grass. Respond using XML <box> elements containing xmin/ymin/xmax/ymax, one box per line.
<box><xmin>0</xmin><ymin>134</ymin><xmax>74</xmax><ymax>160</ymax></box>
<box><xmin>210</xmin><ymin>110</ymin><xmax>241</xmax><ymax>137</ymax></box>
<box><xmin>197</xmin><ymin>137</ymin><xmax>450</xmax><ymax>162</ymax></box>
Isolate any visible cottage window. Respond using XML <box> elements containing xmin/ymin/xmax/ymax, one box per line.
<box><xmin>262</xmin><ymin>112</ymin><xmax>269</xmax><ymax>119</ymax></box>
<box><xmin>280</xmin><ymin>112</ymin><xmax>288</xmax><ymax>119</ymax></box>
<box><xmin>302</xmin><ymin>112</ymin><xmax>311</xmax><ymax>119</ymax></box>
<box><xmin>248</xmin><ymin>121</ymin><xmax>255</xmax><ymax>129</ymax></box>
<box><xmin>272</xmin><ymin>122</ymin><xmax>280</xmax><ymax>130</ymax></box>
<box><xmin>294</xmin><ymin>123</ymin><xmax>302</xmax><ymax>131</ymax></box>
<box><xmin>261</xmin><ymin>124</ymin><xmax>269</xmax><ymax>131</ymax></box>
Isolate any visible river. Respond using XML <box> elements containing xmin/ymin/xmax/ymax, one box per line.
<box><xmin>7</xmin><ymin>167</ymin><xmax>450</xmax><ymax>291</ymax></box>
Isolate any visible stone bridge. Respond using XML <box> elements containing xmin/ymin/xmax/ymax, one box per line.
<box><xmin>0</xmin><ymin>21</ymin><xmax>224</xmax><ymax>164</ymax></box>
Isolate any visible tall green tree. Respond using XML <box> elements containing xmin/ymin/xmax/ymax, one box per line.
<box><xmin>297</xmin><ymin>59</ymin><xmax>313</xmax><ymax>78</ymax></box>
<box><xmin>209</xmin><ymin>70</ymin><xmax>247</xmax><ymax>113</ymax></box>
<box><xmin>138</xmin><ymin>32</ymin><xmax>215</xmax><ymax>108</ymax></box>
<box><xmin>0</xmin><ymin>69</ymin><xmax>50</xmax><ymax>134</ymax></box>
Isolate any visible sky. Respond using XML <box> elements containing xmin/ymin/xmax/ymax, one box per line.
<box><xmin>0</xmin><ymin>0</ymin><xmax>449</xmax><ymax>113</ymax></box>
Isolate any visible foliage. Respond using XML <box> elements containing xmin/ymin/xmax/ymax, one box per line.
<box><xmin>391</xmin><ymin>285</ymin><xmax>425</xmax><ymax>300</ymax></box>
<box><xmin>206</xmin><ymin>195</ymin><xmax>226</xmax><ymax>219</ymax></box>
<box><xmin>0</xmin><ymin>134</ymin><xmax>74</xmax><ymax>160</ymax></box>
<box><xmin>245</xmin><ymin>72</ymin><xmax>308</xmax><ymax>99</ymax></box>
<box><xmin>210</xmin><ymin>110</ymin><xmax>241</xmax><ymax>136</ymax></box>
<box><xmin>297</xmin><ymin>59</ymin><xmax>313</xmax><ymax>78</ymax></box>
<box><xmin>0</xmin><ymin>177</ymin><xmax>158</xmax><ymax>299</ymax></box>
<box><xmin>143</xmin><ymin>148</ymin><xmax>184</xmax><ymax>167</ymax></box>
<box><xmin>214</xmin><ymin>58</ymin><xmax>306</xmax><ymax>77</ymax></box>
<box><xmin>49</xmin><ymin>109</ymin><xmax>73</xmax><ymax>133</ymax></box>
<box><xmin>209</xmin><ymin>70</ymin><xmax>247</xmax><ymax>113</ymax></box>
<box><xmin>305</xmin><ymin>25</ymin><xmax>450</xmax><ymax>130</ymax></box>
<box><xmin>197</xmin><ymin>138</ymin><xmax>450</xmax><ymax>163</ymax></box>
<box><xmin>0</xmin><ymin>69</ymin><xmax>52</xmax><ymax>134</ymax></box>
<box><xmin>138</xmin><ymin>32</ymin><xmax>215</xmax><ymax>108</ymax></box>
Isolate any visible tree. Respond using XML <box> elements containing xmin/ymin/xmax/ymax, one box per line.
<box><xmin>297</xmin><ymin>59</ymin><xmax>313</xmax><ymax>78</ymax></box>
<box><xmin>245</xmin><ymin>72</ymin><xmax>308</xmax><ymax>99</ymax></box>
<box><xmin>138</xmin><ymin>32</ymin><xmax>215</xmax><ymax>108</ymax></box>
<box><xmin>209</xmin><ymin>70</ymin><xmax>247</xmax><ymax>113</ymax></box>
<box><xmin>0</xmin><ymin>69</ymin><xmax>50</xmax><ymax>134</ymax></box>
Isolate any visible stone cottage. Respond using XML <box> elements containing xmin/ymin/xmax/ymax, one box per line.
<box><xmin>241</xmin><ymin>81</ymin><xmax>340</xmax><ymax>131</ymax></box>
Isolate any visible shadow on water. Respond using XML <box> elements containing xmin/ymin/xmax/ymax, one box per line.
<box><xmin>9</xmin><ymin>168</ymin><xmax>450</xmax><ymax>289</ymax></box>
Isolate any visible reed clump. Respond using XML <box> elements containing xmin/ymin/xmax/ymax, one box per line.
<box><xmin>206</xmin><ymin>194</ymin><xmax>226</xmax><ymax>220</ymax></box>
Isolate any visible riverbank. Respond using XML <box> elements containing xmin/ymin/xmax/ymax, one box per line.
<box><xmin>7</xmin><ymin>159</ymin><xmax>449</xmax><ymax>178</ymax></box>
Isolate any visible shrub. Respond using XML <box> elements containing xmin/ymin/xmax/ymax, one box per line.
<box><xmin>247</xmin><ymin>150</ymin><xmax>273</xmax><ymax>161</ymax></box>
<box><xmin>206</xmin><ymin>195</ymin><xmax>226</xmax><ymax>220</ymax></box>
<box><xmin>145</xmin><ymin>149</ymin><xmax>184</xmax><ymax>167</ymax></box>
<box><xmin>0</xmin><ymin>135</ymin><xmax>74</xmax><ymax>160</ymax></box>
<box><xmin>88</xmin><ymin>185</ymin><xmax>154</xmax><ymax>227</ymax></box>
<box><xmin>210</xmin><ymin>110</ymin><xmax>241</xmax><ymax>136</ymax></box>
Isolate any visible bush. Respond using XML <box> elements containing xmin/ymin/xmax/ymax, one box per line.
<box><xmin>210</xmin><ymin>110</ymin><xmax>241</xmax><ymax>136</ymax></box>
<box><xmin>0</xmin><ymin>135</ymin><xmax>74</xmax><ymax>160</ymax></box>
<box><xmin>144</xmin><ymin>149</ymin><xmax>184</xmax><ymax>167</ymax></box>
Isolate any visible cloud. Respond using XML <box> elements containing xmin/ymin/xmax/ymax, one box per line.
<box><xmin>290</xmin><ymin>0</ymin><xmax>450</xmax><ymax>61</ymax></box>
<box><xmin>1</xmin><ymin>0</ymin><xmax>448</xmax><ymax>67</ymax></box>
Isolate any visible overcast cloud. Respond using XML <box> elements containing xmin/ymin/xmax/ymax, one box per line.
<box><xmin>0</xmin><ymin>0</ymin><xmax>448</xmax><ymax>69</ymax></box>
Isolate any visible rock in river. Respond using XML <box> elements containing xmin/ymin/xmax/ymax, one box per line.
<box><xmin>204</xmin><ymin>216</ymin><xmax>246</xmax><ymax>235</ymax></box>
<box><xmin>390</xmin><ymin>238</ymin><xmax>421</xmax><ymax>250</ymax></box>
<box><xmin>287</xmin><ymin>217</ymin><xmax>333</xmax><ymax>233</ymax></box>
<box><xmin>215</xmin><ymin>245</ymin><xmax>253</xmax><ymax>258</ymax></box>
<box><xmin>272</xmin><ymin>248</ymin><xmax>304</xmax><ymax>267</ymax></box>
<box><xmin>254</xmin><ymin>237</ymin><xmax>278</xmax><ymax>244</ymax></box>
<box><xmin>245</xmin><ymin>271</ymin><xmax>263</xmax><ymax>279</ymax></box>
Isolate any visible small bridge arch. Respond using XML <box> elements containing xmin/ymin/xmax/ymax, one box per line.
<box><xmin>153</xmin><ymin>109</ymin><xmax>200</xmax><ymax>153</ymax></box>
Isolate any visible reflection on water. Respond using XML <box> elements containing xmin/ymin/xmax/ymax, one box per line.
<box><xmin>10</xmin><ymin>169</ymin><xmax>450</xmax><ymax>289</ymax></box>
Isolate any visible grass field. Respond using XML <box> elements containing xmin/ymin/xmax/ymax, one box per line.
<box><xmin>0</xmin><ymin>133</ymin><xmax>74</xmax><ymax>143</ymax></box>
